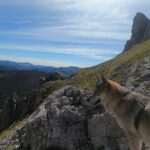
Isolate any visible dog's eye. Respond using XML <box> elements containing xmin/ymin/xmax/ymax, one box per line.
<box><xmin>96</xmin><ymin>82</ymin><xmax>101</xmax><ymax>88</ymax></box>
<box><xmin>95</xmin><ymin>81</ymin><xmax>105</xmax><ymax>92</ymax></box>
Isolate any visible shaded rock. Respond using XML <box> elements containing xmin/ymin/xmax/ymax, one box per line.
<box><xmin>39</xmin><ymin>77</ymin><xmax>47</xmax><ymax>86</ymax></box>
<box><xmin>46</xmin><ymin>72</ymin><xmax>63</xmax><ymax>82</ymax></box>
<box><xmin>0</xmin><ymin>93</ymin><xmax>19</xmax><ymax>132</ymax></box>
<box><xmin>0</xmin><ymin>87</ymin><xmax>45</xmax><ymax>132</ymax></box>
<box><xmin>88</xmin><ymin>113</ymin><xmax>128</xmax><ymax>150</ymax></box>
<box><xmin>0</xmin><ymin>79</ymin><xmax>65</xmax><ymax>133</ymax></box>
<box><xmin>124</xmin><ymin>12</ymin><xmax>150</xmax><ymax>52</ymax></box>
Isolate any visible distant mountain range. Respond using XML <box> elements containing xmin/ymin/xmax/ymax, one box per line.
<box><xmin>0</xmin><ymin>60</ymin><xmax>80</xmax><ymax>103</ymax></box>
<box><xmin>0</xmin><ymin>60</ymin><xmax>80</xmax><ymax>75</ymax></box>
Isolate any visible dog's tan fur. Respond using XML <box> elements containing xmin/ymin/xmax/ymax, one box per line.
<box><xmin>92</xmin><ymin>77</ymin><xmax>150</xmax><ymax>150</ymax></box>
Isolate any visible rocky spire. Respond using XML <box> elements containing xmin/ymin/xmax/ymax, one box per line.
<box><xmin>123</xmin><ymin>12</ymin><xmax>150</xmax><ymax>52</ymax></box>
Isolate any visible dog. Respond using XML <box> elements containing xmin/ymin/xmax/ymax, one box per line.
<box><xmin>90</xmin><ymin>75</ymin><xmax>150</xmax><ymax>150</ymax></box>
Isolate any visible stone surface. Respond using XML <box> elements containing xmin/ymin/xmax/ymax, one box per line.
<box><xmin>88</xmin><ymin>113</ymin><xmax>128</xmax><ymax>150</ymax></box>
<box><xmin>124</xmin><ymin>56</ymin><xmax>150</xmax><ymax>97</ymax></box>
<box><xmin>0</xmin><ymin>86</ymin><xmax>129</xmax><ymax>150</ymax></box>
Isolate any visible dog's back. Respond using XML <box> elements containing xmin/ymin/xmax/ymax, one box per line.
<box><xmin>92</xmin><ymin>77</ymin><xmax>150</xmax><ymax>149</ymax></box>
<box><xmin>116</xmin><ymin>91</ymin><xmax>150</xmax><ymax>147</ymax></box>
<box><xmin>138</xmin><ymin>104</ymin><xmax>150</xmax><ymax>146</ymax></box>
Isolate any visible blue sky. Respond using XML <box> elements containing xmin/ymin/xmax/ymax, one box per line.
<box><xmin>0</xmin><ymin>0</ymin><xmax>150</xmax><ymax>67</ymax></box>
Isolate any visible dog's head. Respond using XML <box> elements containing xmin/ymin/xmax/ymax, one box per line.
<box><xmin>95</xmin><ymin>75</ymin><xmax>108</xmax><ymax>91</ymax></box>
<box><xmin>91</xmin><ymin>74</ymin><xmax>110</xmax><ymax>105</ymax></box>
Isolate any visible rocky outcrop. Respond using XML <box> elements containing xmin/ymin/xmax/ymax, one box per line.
<box><xmin>0</xmin><ymin>79</ymin><xmax>66</xmax><ymax>132</ymax></box>
<box><xmin>88</xmin><ymin>113</ymin><xmax>128</xmax><ymax>150</ymax></box>
<box><xmin>123</xmin><ymin>12</ymin><xmax>150</xmax><ymax>52</ymax></box>
<box><xmin>124</xmin><ymin>56</ymin><xmax>150</xmax><ymax>97</ymax></box>
<box><xmin>0</xmin><ymin>93</ymin><xmax>19</xmax><ymax>132</ymax></box>
<box><xmin>0</xmin><ymin>90</ymin><xmax>43</xmax><ymax>132</ymax></box>
<box><xmin>0</xmin><ymin>86</ymin><xmax>129</xmax><ymax>150</ymax></box>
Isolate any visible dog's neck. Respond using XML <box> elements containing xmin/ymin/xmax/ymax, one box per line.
<box><xmin>101</xmin><ymin>93</ymin><xmax>121</xmax><ymax>113</ymax></box>
<box><xmin>107</xmin><ymin>80</ymin><xmax>130</xmax><ymax>96</ymax></box>
<box><xmin>102</xmin><ymin>80</ymin><xmax>130</xmax><ymax>113</ymax></box>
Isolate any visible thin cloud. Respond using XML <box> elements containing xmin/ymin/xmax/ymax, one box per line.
<box><xmin>0</xmin><ymin>0</ymin><xmax>150</xmax><ymax>67</ymax></box>
<box><xmin>0</xmin><ymin>44</ymin><xmax>119</xmax><ymax>60</ymax></box>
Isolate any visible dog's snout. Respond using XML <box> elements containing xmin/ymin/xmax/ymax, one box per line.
<box><xmin>93</xmin><ymin>98</ymin><xmax>101</xmax><ymax>105</ymax></box>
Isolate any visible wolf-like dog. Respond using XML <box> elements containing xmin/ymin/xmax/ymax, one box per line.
<box><xmin>91</xmin><ymin>75</ymin><xmax>150</xmax><ymax>150</ymax></box>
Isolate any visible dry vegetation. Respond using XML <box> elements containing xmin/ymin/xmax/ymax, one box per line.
<box><xmin>69</xmin><ymin>40</ymin><xmax>150</xmax><ymax>88</ymax></box>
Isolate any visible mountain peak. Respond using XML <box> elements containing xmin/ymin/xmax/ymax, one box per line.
<box><xmin>135</xmin><ymin>12</ymin><xmax>148</xmax><ymax>19</ymax></box>
<box><xmin>123</xmin><ymin>12</ymin><xmax>150</xmax><ymax>52</ymax></box>
<box><xmin>133</xmin><ymin>12</ymin><xmax>149</xmax><ymax>28</ymax></box>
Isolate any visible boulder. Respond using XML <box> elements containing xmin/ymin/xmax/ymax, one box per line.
<box><xmin>0</xmin><ymin>86</ymin><xmax>129</xmax><ymax>150</ymax></box>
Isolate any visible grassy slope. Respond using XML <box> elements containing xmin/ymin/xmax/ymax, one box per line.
<box><xmin>48</xmin><ymin>40</ymin><xmax>150</xmax><ymax>90</ymax></box>
<box><xmin>69</xmin><ymin>40</ymin><xmax>150</xmax><ymax>88</ymax></box>
<box><xmin>0</xmin><ymin>118</ymin><xmax>27</xmax><ymax>140</ymax></box>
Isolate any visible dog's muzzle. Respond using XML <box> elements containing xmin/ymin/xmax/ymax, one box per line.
<box><xmin>93</xmin><ymin>98</ymin><xmax>101</xmax><ymax>105</ymax></box>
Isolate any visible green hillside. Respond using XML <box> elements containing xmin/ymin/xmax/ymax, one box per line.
<box><xmin>40</xmin><ymin>40</ymin><xmax>150</xmax><ymax>95</ymax></box>
<box><xmin>69</xmin><ymin>40</ymin><xmax>150</xmax><ymax>88</ymax></box>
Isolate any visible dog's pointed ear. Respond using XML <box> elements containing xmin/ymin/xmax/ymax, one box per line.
<box><xmin>101</xmin><ymin>75</ymin><xmax>108</xmax><ymax>85</ymax></box>
<box><xmin>96</xmin><ymin>73</ymin><xmax>100</xmax><ymax>82</ymax></box>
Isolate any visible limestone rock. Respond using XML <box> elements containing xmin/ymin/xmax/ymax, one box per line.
<box><xmin>123</xmin><ymin>12</ymin><xmax>150</xmax><ymax>52</ymax></box>
<box><xmin>88</xmin><ymin>113</ymin><xmax>128</xmax><ymax>150</ymax></box>
<box><xmin>0</xmin><ymin>86</ymin><xmax>129</xmax><ymax>150</ymax></box>
<box><xmin>124</xmin><ymin>56</ymin><xmax>150</xmax><ymax>97</ymax></box>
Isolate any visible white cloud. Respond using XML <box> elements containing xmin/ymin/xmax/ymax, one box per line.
<box><xmin>1</xmin><ymin>0</ymin><xmax>150</xmax><ymax>43</ymax></box>
<box><xmin>2</xmin><ymin>0</ymin><xmax>149</xmax><ymax>43</ymax></box>
<box><xmin>1</xmin><ymin>26</ymin><xmax>130</xmax><ymax>41</ymax></box>
<box><xmin>0</xmin><ymin>0</ymin><xmax>150</xmax><ymax>67</ymax></box>
<box><xmin>0</xmin><ymin>44</ymin><xmax>119</xmax><ymax>60</ymax></box>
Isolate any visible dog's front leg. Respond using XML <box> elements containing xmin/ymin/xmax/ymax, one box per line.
<box><xmin>128</xmin><ymin>135</ymin><xmax>142</xmax><ymax>150</ymax></box>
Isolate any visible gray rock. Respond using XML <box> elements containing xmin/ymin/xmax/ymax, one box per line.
<box><xmin>0</xmin><ymin>86</ymin><xmax>129</xmax><ymax>150</ymax></box>
<box><xmin>88</xmin><ymin>113</ymin><xmax>128</xmax><ymax>150</ymax></box>
<box><xmin>124</xmin><ymin>56</ymin><xmax>150</xmax><ymax>97</ymax></box>
<box><xmin>123</xmin><ymin>12</ymin><xmax>150</xmax><ymax>52</ymax></box>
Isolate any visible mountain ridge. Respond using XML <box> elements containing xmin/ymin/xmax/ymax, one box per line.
<box><xmin>0</xmin><ymin>60</ymin><xmax>80</xmax><ymax>75</ymax></box>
